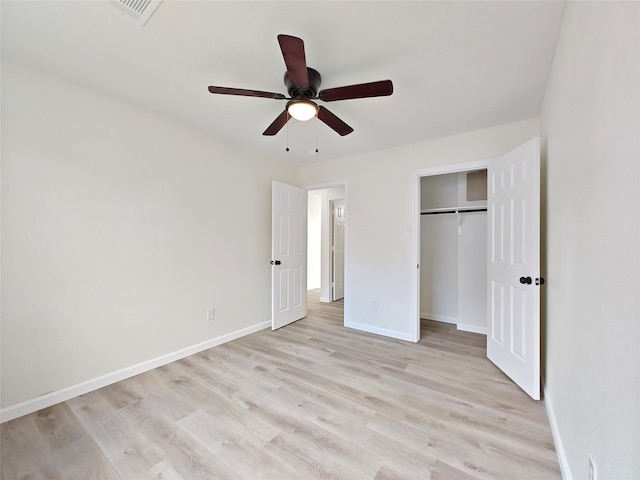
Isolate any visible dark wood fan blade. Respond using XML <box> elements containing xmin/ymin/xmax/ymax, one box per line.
<box><xmin>318</xmin><ymin>80</ymin><xmax>393</xmax><ymax>102</ymax></box>
<box><xmin>277</xmin><ymin>34</ymin><xmax>309</xmax><ymax>89</ymax></box>
<box><xmin>317</xmin><ymin>106</ymin><xmax>353</xmax><ymax>136</ymax></box>
<box><xmin>263</xmin><ymin>110</ymin><xmax>290</xmax><ymax>136</ymax></box>
<box><xmin>208</xmin><ymin>86</ymin><xmax>286</xmax><ymax>100</ymax></box>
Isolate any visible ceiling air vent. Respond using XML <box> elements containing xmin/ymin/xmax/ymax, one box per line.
<box><xmin>111</xmin><ymin>0</ymin><xmax>162</xmax><ymax>25</ymax></box>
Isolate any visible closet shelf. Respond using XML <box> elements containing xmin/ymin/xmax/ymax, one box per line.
<box><xmin>421</xmin><ymin>206</ymin><xmax>487</xmax><ymax>215</ymax></box>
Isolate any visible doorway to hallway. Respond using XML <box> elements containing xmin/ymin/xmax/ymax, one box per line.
<box><xmin>306</xmin><ymin>185</ymin><xmax>346</xmax><ymax>308</ymax></box>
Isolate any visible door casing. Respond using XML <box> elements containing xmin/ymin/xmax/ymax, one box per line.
<box><xmin>411</xmin><ymin>159</ymin><xmax>490</xmax><ymax>342</ymax></box>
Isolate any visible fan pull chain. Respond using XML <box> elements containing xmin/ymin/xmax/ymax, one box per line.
<box><xmin>315</xmin><ymin>114</ymin><xmax>319</xmax><ymax>153</ymax></box>
<box><xmin>285</xmin><ymin>112</ymin><xmax>290</xmax><ymax>152</ymax></box>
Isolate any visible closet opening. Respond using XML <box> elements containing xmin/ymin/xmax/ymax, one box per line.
<box><xmin>417</xmin><ymin>167</ymin><xmax>488</xmax><ymax>339</ymax></box>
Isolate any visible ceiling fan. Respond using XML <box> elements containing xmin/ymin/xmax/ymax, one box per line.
<box><xmin>207</xmin><ymin>34</ymin><xmax>393</xmax><ymax>137</ymax></box>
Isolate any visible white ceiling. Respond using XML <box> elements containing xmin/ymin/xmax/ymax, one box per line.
<box><xmin>1</xmin><ymin>1</ymin><xmax>565</xmax><ymax>165</ymax></box>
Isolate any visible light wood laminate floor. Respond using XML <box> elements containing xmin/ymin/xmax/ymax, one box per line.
<box><xmin>1</xmin><ymin>291</ymin><xmax>561</xmax><ymax>479</ymax></box>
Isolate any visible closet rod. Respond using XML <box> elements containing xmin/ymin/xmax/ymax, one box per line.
<box><xmin>421</xmin><ymin>207</ymin><xmax>487</xmax><ymax>216</ymax></box>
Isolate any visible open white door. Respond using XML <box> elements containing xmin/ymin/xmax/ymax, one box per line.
<box><xmin>487</xmin><ymin>138</ymin><xmax>541</xmax><ymax>400</ymax></box>
<box><xmin>271</xmin><ymin>181</ymin><xmax>307</xmax><ymax>330</ymax></box>
<box><xmin>331</xmin><ymin>199</ymin><xmax>345</xmax><ymax>301</ymax></box>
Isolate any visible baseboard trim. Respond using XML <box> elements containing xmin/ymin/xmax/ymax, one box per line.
<box><xmin>0</xmin><ymin>320</ymin><xmax>271</xmax><ymax>423</ymax></box>
<box><xmin>345</xmin><ymin>321</ymin><xmax>415</xmax><ymax>342</ymax></box>
<box><xmin>543</xmin><ymin>383</ymin><xmax>572</xmax><ymax>479</ymax></box>
<box><xmin>319</xmin><ymin>296</ymin><xmax>331</xmax><ymax>303</ymax></box>
<box><xmin>420</xmin><ymin>315</ymin><xmax>486</xmax><ymax>335</ymax></box>
<box><xmin>457</xmin><ymin>323</ymin><xmax>487</xmax><ymax>335</ymax></box>
<box><xmin>420</xmin><ymin>313</ymin><xmax>458</xmax><ymax>324</ymax></box>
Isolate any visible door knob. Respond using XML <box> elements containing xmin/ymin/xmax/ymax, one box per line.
<box><xmin>270</xmin><ymin>260</ymin><xmax>281</xmax><ymax>265</ymax></box>
<box><xmin>519</xmin><ymin>276</ymin><xmax>532</xmax><ymax>285</ymax></box>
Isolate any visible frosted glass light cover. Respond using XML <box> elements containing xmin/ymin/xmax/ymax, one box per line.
<box><xmin>287</xmin><ymin>101</ymin><xmax>318</xmax><ymax>121</ymax></box>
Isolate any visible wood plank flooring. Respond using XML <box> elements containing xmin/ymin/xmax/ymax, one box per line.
<box><xmin>1</xmin><ymin>291</ymin><xmax>561</xmax><ymax>479</ymax></box>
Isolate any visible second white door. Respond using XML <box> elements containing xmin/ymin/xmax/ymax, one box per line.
<box><xmin>331</xmin><ymin>199</ymin><xmax>345</xmax><ymax>301</ymax></box>
<box><xmin>272</xmin><ymin>181</ymin><xmax>307</xmax><ymax>330</ymax></box>
<box><xmin>487</xmin><ymin>138</ymin><xmax>541</xmax><ymax>400</ymax></box>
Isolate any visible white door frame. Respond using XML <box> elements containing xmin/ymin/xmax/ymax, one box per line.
<box><xmin>305</xmin><ymin>181</ymin><xmax>348</xmax><ymax>325</ymax></box>
<box><xmin>411</xmin><ymin>159</ymin><xmax>490</xmax><ymax>342</ymax></box>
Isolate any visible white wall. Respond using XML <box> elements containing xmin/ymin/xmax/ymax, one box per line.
<box><xmin>0</xmin><ymin>62</ymin><xmax>298</xmax><ymax>410</ymax></box>
<box><xmin>457</xmin><ymin>212</ymin><xmax>486</xmax><ymax>332</ymax></box>
<box><xmin>420</xmin><ymin>173</ymin><xmax>458</xmax><ymax>209</ymax></box>
<box><xmin>420</xmin><ymin>214</ymin><xmax>459</xmax><ymax>323</ymax></box>
<box><xmin>299</xmin><ymin>118</ymin><xmax>539</xmax><ymax>340</ymax></box>
<box><xmin>540</xmin><ymin>2</ymin><xmax>639</xmax><ymax>479</ymax></box>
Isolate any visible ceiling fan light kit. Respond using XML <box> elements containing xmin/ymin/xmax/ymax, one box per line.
<box><xmin>207</xmin><ymin>34</ymin><xmax>393</xmax><ymax>139</ymax></box>
<box><xmin>287</xmin><ymin>99</ymin><xmax>318</xmax><ymax>121</ymax></box>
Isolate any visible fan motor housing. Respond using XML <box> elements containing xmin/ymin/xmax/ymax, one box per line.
<box><xmin>284</xmin><ymin>67</ymin><xmax>321</xmax><ymax>99</ymax></box>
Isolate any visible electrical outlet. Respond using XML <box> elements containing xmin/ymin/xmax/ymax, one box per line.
<box><xmin>206</xmin><ymin>308</ymin><xmax>215</xmax><ymax>322</ymax></box>
<box><xmin>589</xmin><ymin>455</ymin><xmax>596</xmax><ymax>480</ymax></box>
